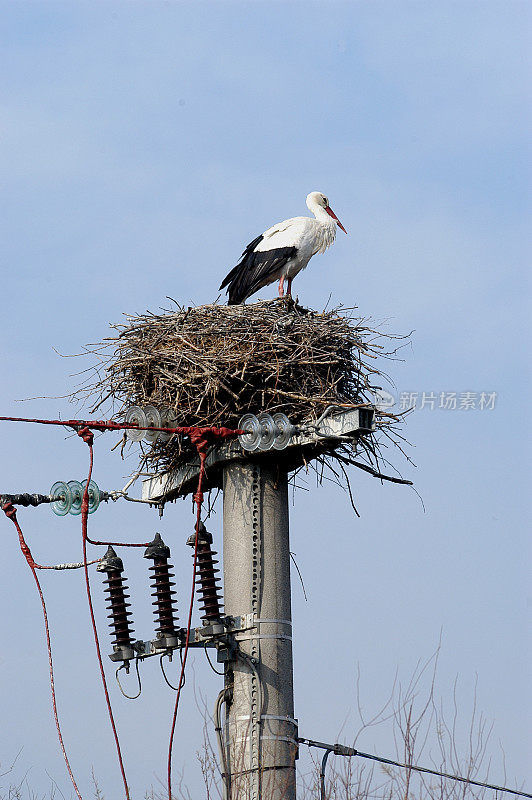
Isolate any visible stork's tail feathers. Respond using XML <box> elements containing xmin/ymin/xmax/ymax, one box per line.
<box><xmin>219</xmin><ymin>267</ymin><xmax>247</xmax><ymax>305</ymax></box>
<box><xmin>219</xmin><ymin>264</ymin><xmax>241</xmax><ymax>301</ymax></box>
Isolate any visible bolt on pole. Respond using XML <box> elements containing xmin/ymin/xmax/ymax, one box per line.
<box><xmin>223</xmin><ymin>460</ymin><xmax>297</xmax><ymax>800</ymax></box>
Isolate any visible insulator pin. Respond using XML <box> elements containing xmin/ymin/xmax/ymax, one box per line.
<box><xmin>144</xmin><ymin>533</ymin><xmax>179</xmax><ymax>647</ymax></box>
<box><xmin>96</xmin><ymin>545</ymin><xmax>135</xmax><ymax>662</ymax></box>
<box><xmin>187</xmin><ymin>523</ymin><xmax>223</xmax><ymax>623</ymax></box>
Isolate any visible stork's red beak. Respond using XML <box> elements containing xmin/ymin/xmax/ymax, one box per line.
<box><xmin>325</xmin><ymin>205</ymin><xmax>347</xmax><ymax>233</ymax></box>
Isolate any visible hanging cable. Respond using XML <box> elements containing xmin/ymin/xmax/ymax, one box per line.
<box><xmin>160</xmin><ymin>654</ymin><xmax>179</xmax><ymax>691</ymax></box>
<box><xmin>214</xmin><ymin>687</ymin><xmax>232</xmax><ymax>800</ymax></box>
<box><xmin>78</xmin><ymin>427</ymin><xmax>131</xmax><ymax>800</ymax></box>
<box><xmin>115</xmin><ymin>660</ymin><xmax>142</xmax><ymax>700</ymax></box>
<box><xmin>165</xmin><ymin>425</ymin><xmax>231</xmax><ymax>800</ymax></box>
<box><xmin>1</xmin><ymin>502</ymin><xmax>82</xmax><ymax>800</ymax></box>
<box><xmin>319</xmin><ymin>748</ymin><xmax>332</xmax><ymax>800</ymax></box>
<box><xmin>159</xmin><ymin>652</ymin><xmax>186</xmax><ymax>692</ymax></box>
<box><xmin>204</xmin><ymin>643</ymin><xmax>225</xmax><ymax>676</ymax></box>
<box><xmin>298</xmin><ymin>737</ymin><xmax>532</xmax><ymax>798</ymax></box>
<box><xmin>166</xmin><ymin>446</ymin><xmax>207</xmax><ymax>800</ymax></box>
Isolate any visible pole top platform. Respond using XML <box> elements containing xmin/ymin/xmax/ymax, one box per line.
<box><xmin>141</xmin><ymin>407</ymin><xmax>375</xmax><ymax>503</ymax></box>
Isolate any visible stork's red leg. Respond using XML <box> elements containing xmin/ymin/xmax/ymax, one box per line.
<box><xmin>278</xmin><ymin>276</ymin><xmax>285</xmax><ymax>297</ymax></box>
<box><xmin>286</xmin><ymin>277</ymin><xmax>293</xmax><ymax>297</ymax></box>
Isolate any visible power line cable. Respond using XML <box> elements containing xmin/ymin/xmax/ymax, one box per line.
<box><xmin>1</xmin><ymin>502</ymin><xmax>83</xmax><ymax>800</ymax></box>
<box><xmin>298</xmin><ymin>737</ymin><xmax>532</xmax><ymax>798</ymax></box>
<box><xmin>78</xmin><ymin>429</ymin><xmax>131</xmax><ymax>800</ymax></box>
<box><xmin>166</xmin><ymin>449</ymin><xmax>207</xmax><ymax>800</ymax></box>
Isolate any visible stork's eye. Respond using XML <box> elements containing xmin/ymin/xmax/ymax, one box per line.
<box><xmin>323</xmin><ymin>196</ymin><xmax>328</xmax><ymax>206</ymax></box>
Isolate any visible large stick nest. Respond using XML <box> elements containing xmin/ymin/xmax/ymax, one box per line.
<box><xmin>73</xmin><ymin>299</ymin><xmax>410</xmax><ymax>486</ymax></box>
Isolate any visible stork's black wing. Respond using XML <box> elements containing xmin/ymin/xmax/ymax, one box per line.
<box><xmin>219</xmin><ymin>235</ymin><xmax>263</xmax><ymax>292</ymax></box>
<box><xmin>220</xmin><ymin>234</ymin><xmax>297</xmax><ymax>305</ymax></box>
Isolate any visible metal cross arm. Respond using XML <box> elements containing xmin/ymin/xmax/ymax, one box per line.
<box><xmin>142</xmin><ymin>406</ymin><xmax>375</xmax><ymax>503</ymax></box>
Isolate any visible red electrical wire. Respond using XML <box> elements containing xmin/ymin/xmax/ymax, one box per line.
<box><xmin>0</xmin><ymin>414</ymin><xmax>242</xmax><ymax>440</ymax></box>
<box><xmin>77</xmin><ymin>427</ymin><xmax>131</xmax><ymax>800</ymax></box>
<box><xmin>166</xmin><ymin>449</ymin><xmax>207</xmax><ymax>800</ymax></box>
<box><xmin>75</xmin><ymin>423</ymin><xmax>230</xmax><ymax>800</ymax></box>
<box><xmin>0</xmin><ymin>413</ymin><xmax>242</xmax><ymax>549</ymax></box>
<box><xmin>0</xmin><ymin>413</ymin><xmax>241</xmax><ymax>798</ymax></box>
<box><xmin>1</xmin><ymin>502</ymin><xmax>83</xmax><ymax>800</ymax></box>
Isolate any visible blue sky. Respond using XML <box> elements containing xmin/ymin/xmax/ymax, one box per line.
<box><xmin>0</xmin><ymin>2</ymin><xmax>530</xmax><ymax>798</ymax></box>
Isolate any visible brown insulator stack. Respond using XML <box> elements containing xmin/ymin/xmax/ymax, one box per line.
<box><xmin>144</xmin><ymin>533</ymin><xmax>179</xmax><ymax>644</ymax></box>
<box><xmin>187</xmin><ymin>522</ymin><xmax>223</xmax><ymax>623</ymax></box>
<box><xmin>97</xmin><ymin>545</ymin><xmax>135</xmax><ymax>661</ymax></box>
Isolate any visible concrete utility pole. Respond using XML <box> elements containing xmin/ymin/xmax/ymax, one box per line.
<box><xmin>223</xmin><ymin>461</ymin><xmax>296</xmax><ymax>800</ymax></box>
<box><xmin>142</xmin><ymin>407</ymin><xmax>375</xmax><ymax>800</ymax></box>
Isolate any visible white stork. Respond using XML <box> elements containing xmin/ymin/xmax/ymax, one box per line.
<box><xmin>219</xmin><ymin>191</ymin><xmax>347</xmax><ymax>305</ymax></box>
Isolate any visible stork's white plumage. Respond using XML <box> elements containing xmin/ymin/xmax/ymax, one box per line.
<box><xmin>220</xmin><ymin>191</ymin><xmax>347</xmax><ymax>304</ymax></box>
